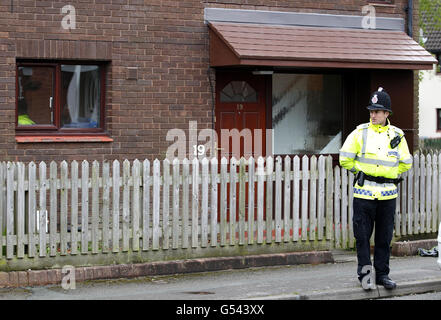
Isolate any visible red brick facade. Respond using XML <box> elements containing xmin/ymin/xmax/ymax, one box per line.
<box><xmin>0</xmin><ymin>0</ymin><xmax>419</xmax><ymax>163</ymax></box>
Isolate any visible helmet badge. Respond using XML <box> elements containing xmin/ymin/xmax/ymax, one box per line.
<box><xmin>371</xmin><ymin>94</ymin><xmax>378</xmax><ymax>104</ymax></box>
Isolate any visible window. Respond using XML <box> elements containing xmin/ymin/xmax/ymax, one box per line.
<box><xmin>16</xmin><ymin>62</ymin><xmax>106</xmax><ymax>134</ymax></box>
<box><xmin>220</xmin><ymin>81</ymin><xmax>258</xmax><ymax>102</ymax></box>
<box><xmin>272</xmin><ymin>73</ymin><xmax>343</xmax><ymax>154</ymax></box>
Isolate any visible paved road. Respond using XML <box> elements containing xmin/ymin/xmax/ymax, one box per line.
<box><xmin>379</xmin><ymin>291</ymin><xmax>441</xmax><ymax>300</ymax></box>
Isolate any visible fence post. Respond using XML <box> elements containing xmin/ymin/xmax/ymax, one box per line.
<box><xmin>325</xmin><ymin>156</ymin><xmax>333</xmax><ymax>241</ymax></box>
<box><xmin>210</xmin><ymin>157</ymin><xmax>218</xmax><ymax>247</ymax></box>
<box><xmin>17</xmin><ymin>162</ymin><xmax>25</xmax><ymax>258</ymax></box>
<box><xmin>49</xmin><ymin>161</ymin><xmax>58</xmax><ymax>257</ymax></box>
<box><xmin>420</xmin><ymin>153</ymin><xmax>426</xmax><ymax>233</ymax></box>
<box><xmin>112</xmin><ymin>160</ymin><xmax>120</xmax><ymax>253</ymax></box>
<box><xmin>256</xmin><ymin>157</ymin><xmax>264</xmax><ymax>244</ymax></box>
<box><xmin>310</xmin><ymin>155</ymin><xmax>317</xmax><ymax>242</ymax></box>
<box><xmin>81</xmin><ymin>160</ymin><xmax>89</xmax><ymax>255</ymax></box>
<box><xmin>28</xmin><ymin>162</ymin><xmax>36</xmax><ymax>258</ymax></box>
<box><xmin>142</xmin><ymin>159</ymin><xmax>151</xmax><ymax>251</ymax></box>
<box><xmin>292</xmin><ymin>156</ymin><xmax>300</xmax><ymax>242</ymax></box>
<box><xmin>172</xmin><ymin>158</ymin><xmax>180</xmax><ymax>249</ymax></box>
<box><xmin>122</xmin><ymin>159</ymin><xmax>130</xmax><ymax>252</ymax></box>
<box><xmin>153</xmin><ymin>159</ymin><xmax>160</xmax><ymax>250</ymax></box>
<box><xmin>334</xmin><ymin>165</ymin><xmax>341</xmax><ymax>249</ymax></box>
<box><xmin>38</xmin><ymin>161</ymin><xmax>47</xmax><ymax>258</ymax></box>
<box><xmin>132</xmin><ymin>159</ymin><xmax>141</xmax><ymax>252</ymax></box>
<box><xmin>92</xmin><ymin>160</ymin><xmax>100</xmax><ymax>254</ymax></box>
<box><xmin>432</xmin><ymin>154</ymin><xmax>438</xmax><ymax>233</ymax></box>
<box><xmin>426</xmin><ymin>154</ymin><xmax>432</xmax><ymax>233</ymax></box>
<box><xmin>283</xmin><ymin>156</ymin><xmax>291</xmax><ymax>243</ymax></box>
<box><xmin>201</xmin><ymin>158</ymin><xmax>209</xmax><ymax>247</ymax></box>
<box><xmin>229</xmin><ymin>157</ymin><xmax>237</xmax><ymax>246</ymax></box>
<box><xmin>163</xmin><ymin>159</ymin><xmax>170</xmax><ymax>250</ymax></box>
<box><xmin>301</xmin><ymin>155</ymin><xmax>309</xmax><ymax>241</ymax></box>
<box><xmin>275</xmin><ymin>156</ymin><xmax>282</xmax><ymax>243</ymax></box>
<box><xmin>71</xmin><ymin>161</ymin><xmax>78</xmax><ymax>255</ymax></box>
<box><xmin>248</xmin><ymin>156</ymin><xmax>255</xmax><ymax>245</ymax></box>
<box><xmin>220</xmin><ymin>157</ymin><xmax>228</xmax><ymax>246</ymax></box>
<box><xmin>192</xmin><ymin>157</ymin><xmax>199</xmax><ymax>248</ymax></box>
<box><xmin>60</xmin><ymin>161</ymin><xmax>68</xmax><ymax>255</ymax></box>
<box><xmin>413</xmin><ymin>153</ymin><xmax>420</xmax><ymax>234</ymax></box>
<box><xmin>102</xmin><ymin>161</ymin><xmax>110</xmax><ymax>253</ymax></box>
<box><xmin>317</xmin><ymin>156</ymin><xmax>325</xmax><ymax>241</ymax></box>
<box><xmin>182</xmin><ymin>158</ymin><xmax>190</xmax><ymax>249</ymax></box>
<box><xmin>265</xmin><ymin>156</ymin><xmax>273</xmax><ymax>244</ymax></box>
<box><xmin>239</xmin><ymin>157</ymin><xmax>246</xmax><ymax>245</ymax></box>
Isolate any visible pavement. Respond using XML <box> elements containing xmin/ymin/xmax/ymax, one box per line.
<box><xmin>0</xmin><ymin>239</ymin><xmax>440</xmax><ymax>300</ymax></box>
<box><xmin>260</xmin><ymin>248</ymin><xmax>441</xmax><ymax>300</ymax></box>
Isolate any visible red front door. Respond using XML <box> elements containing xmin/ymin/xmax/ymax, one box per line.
<box><xmin>215</xmin><ymin>73</ymin><xmax>267</xmax><ymax>222</ymax></box>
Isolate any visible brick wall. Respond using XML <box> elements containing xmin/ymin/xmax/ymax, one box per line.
<box><xmin>0</xmin><ymin>0</ymin><xmax>416</xmax><ymax>163</ymax></box>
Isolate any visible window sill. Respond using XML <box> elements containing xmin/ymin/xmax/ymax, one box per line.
<box><xmin>15</xmin><ymin>135</ymin><xmax>113</xmax><ymax>143</ymax></box>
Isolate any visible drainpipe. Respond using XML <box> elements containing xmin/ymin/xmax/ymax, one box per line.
<box><xmin>406</xmin><ymin>0</ymin><xmax>413</xmax><ymax>38</ymax></box>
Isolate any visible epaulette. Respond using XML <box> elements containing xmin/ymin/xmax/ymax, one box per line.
<box><xmin>356</xmin><ymin>123</ymin><xmax>369</xmax><ymax>130</ymax></box>
<box><xmin>389</xmin><ymin>125</ymin><xmax>404</xmax><ymax>136</ymax></box>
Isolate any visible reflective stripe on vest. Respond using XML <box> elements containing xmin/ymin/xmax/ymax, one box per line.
<box><xmin>353</xmin><ymin>187</ymin><xmax>398</xmax><ymax>197</ymax></box>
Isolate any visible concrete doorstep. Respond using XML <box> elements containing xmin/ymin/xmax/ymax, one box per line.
<box><xmin>391</xmin><ymin>239</ymin><xmax>438</xmax><ymax>257</ymax></box>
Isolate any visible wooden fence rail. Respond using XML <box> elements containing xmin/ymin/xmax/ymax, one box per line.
<box><xmin>0</xmin><ymin>153</ymin><xmax>440</xmax><ymax>268</ymax></box>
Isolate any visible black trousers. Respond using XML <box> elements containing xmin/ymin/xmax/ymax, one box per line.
<box><xmin>353</xmin><ymin>197</ymin><xmax>396</xmax><ymax>281</ymax></box>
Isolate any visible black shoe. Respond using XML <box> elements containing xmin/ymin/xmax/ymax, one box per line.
<box><xmin>376</xmin><ymin>276</ymin><xmax>397</xmax><ymax>290</ymax></box>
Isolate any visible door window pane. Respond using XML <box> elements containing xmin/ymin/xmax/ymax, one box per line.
<box><xmin>272</xmin><ymin>74</ymin><xmax>342</xmax><ymax>154</ymax></box>
<box><xmin>61</xmin><ymin>65</ymin><xmax>101</xmax><ymax>128</ymax></box>
<box><xmin>17</xmin><ymin>66</ymin><xmax>54</xmax><ymax>126</ymax></box>
<box><xmin>220</xmin><ymin>81</ymin><xmax>258</xmax><ymax>102</ymax></box>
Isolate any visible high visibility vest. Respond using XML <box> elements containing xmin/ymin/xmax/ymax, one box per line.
<box><xmin>339</xmin><ymin>119</ymin><xmax>412</xmax><ymax>200</ymax></box>
<box><xmin>18</xmin><ymin>114</ymin><xmax>35</xmax><ymax>125</ymax></box>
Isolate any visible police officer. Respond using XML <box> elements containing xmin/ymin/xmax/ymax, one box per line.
<box><xmin>339</xmin><ymin>87</ymin><xmax>412</xmax><ymax>290</ymax></box>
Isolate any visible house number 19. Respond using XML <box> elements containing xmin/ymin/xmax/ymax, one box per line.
<box><xmin>193</xmin><ymin>145</ymin><xmax>206</xmax><ymax>156</ymax></box>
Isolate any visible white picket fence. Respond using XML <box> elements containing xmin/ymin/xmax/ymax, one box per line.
<box><xmin>0</xmin><ymin>153</ymin><xmax>439</xmax><ymax>268</ymax></box>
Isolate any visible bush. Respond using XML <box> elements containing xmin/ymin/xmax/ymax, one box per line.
<box><xmin>419</xmin><ymin>138</ymin><xmax>441</xmax><ymax>153</ymax></box>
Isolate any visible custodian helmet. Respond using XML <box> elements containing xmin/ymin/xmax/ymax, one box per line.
<box><xmin>367</xmin><ymin>87</ymin><xmax>392</xmax><ymax>114</ymax></box>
